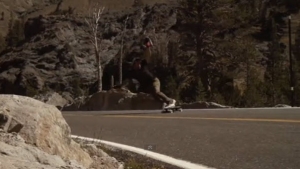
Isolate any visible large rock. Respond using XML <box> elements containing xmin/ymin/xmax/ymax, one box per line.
<box><xmin>34</xmin><ymin>91</ymin><xmax>70</xmax><ymax>109</ymax></box>
<box><xmin>63</xmin><ymin>89</ymin><xmax>163</xmax><ymax>111</ymax></box>
<box><xmin>0</xmin><ymin>94</ymin><xmax>93</xmax><ymax>168</ymax></box>
<box><xmin>0</xmin><ymin>129</ymin><xmax>85</xmax><ymax>169</ymax></box>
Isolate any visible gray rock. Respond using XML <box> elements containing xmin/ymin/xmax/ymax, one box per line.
<box><xmin>0</xmin><ymin>95</ymin><xmax>125</xmax><ymax>169</ymax></box>
<box><xmin>0</xmin><ymin>94</ymin><xmax>93</xmax><ymax>168</ymax></box>
<box><xmin>63</xmin><ymin>89</ymin><xmax>163</xmax><ymax>111</ymax></box>
<box><xmin>34</xmin><ymin>91</ymin><xmax>70</xmax><ymax>108</ymax></box>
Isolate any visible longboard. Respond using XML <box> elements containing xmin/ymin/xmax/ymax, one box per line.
<box><xmin>161</xmin><ymin>106</ymin><xmax>183</xmax><ymax>113</ymax></box>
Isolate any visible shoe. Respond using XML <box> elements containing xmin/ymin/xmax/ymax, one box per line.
<box><xmin>164</xmin><ymin>99</ymin><xmax>176</xmax><ymax>109</ymax></box>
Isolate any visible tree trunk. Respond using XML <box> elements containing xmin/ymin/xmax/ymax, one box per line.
<box><xmin>111</xmin><ymin>75</ymin><xmax>114</xmax><ymax>89</ymax></box>
<box><xmin>119</xmin><ymin>45</ymin><xmax>123</xmax><ymax>85</ymax></box>
<box><xmin>95</xmin><ymin>47</ymin><xmax>102</xmax><ymax>92</ymax></box>
<box><xmin>196</xmin><ymin>34</ymin><xmax>210</xmax><ymax>99</ymax></box>
<box><xmin>98</xmin><ymin>63</ymin><xmax>102</xmax><ymax>92</ymax></box>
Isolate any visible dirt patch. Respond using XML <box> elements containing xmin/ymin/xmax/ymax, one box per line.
<box><xmin>101</xmin><ymin>146</ymin><xmax>181</xmax><ymax>169</ymax></box>
<box><xmin>73</xmin><ymin>137</ymin><xmax>181</xmax><ymax>169</ymax></box>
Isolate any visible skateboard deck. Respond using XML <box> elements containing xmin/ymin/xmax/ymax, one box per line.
<box><xmin>161</xmin><ymin>106</ymin><xmax>183</xmax><ymax>113</ymax></box>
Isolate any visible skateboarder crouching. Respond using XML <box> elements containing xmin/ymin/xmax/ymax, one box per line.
<box><xmin>115</xmin><ymin>57</ymin><xmax>176</xmax><ymax>108</ymax></box>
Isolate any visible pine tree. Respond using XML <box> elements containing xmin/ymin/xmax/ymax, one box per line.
<box><xmin>226</xmin><ymin>87</ymin><xmax>243</xmax><ymax>107</ymax></box>
<box><xmin>293</xmin><ymin>23</ymin><xmax>300</xmax><ymax>106</ymax></box>
<box><xmin>193</xmin><ymin>78</ymin><xmax>206</xmax><ymax>101</ymax></box>
<box><xmin>178</xmin><ymin>0</ymin><xmax>218</xmax><ymax>99</ymax></box>
<box><xmin>264</xmin><ymin>17</ymin><xmax>289</xmax><ymax>106</ymax></box>
<box><xmin>242</xmin><ymin>68</ymin><xmax>266</xmax><ymax>107</ymax></box>
<box><xmin>180</xmin><ymin>77</ymin><xmax>205</xmax><ymax>103</ymax></box>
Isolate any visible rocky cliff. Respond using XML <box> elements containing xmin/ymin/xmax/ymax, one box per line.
<box><xmin>0</xmin><ymin>3</ymin><xmax>178</xmax><ymax>105</ymax></box>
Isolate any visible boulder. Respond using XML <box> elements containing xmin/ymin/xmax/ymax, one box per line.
<box><xmin>63</xmin><ymin>89</ymin><xmax>163</xmax><ymax>111</ymax></box>
<box><xmin>0</xmin><ymin>94</ymin><xmax>93</xmax><ymax>168</ymax></box>
<box><xmin>34</xmin><ymin>91</ymin><xmax>70</xmax><ymax>109</ymax></box>
<box><xmin>0</xmin><ymin>130</ymin><xmax>85</xmax><ymax>169</ymax></box>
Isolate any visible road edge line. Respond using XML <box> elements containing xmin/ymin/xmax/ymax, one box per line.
<box><xmin>71</xmin><ymin>135</ymin><xmax>216</xmax><ymax>169</ymax></box>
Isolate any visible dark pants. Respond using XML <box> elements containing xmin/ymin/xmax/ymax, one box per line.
<box><xmin>141</xmin><ymin>78</ymin><xmax>173</xmax><ymax>104</ymax></box>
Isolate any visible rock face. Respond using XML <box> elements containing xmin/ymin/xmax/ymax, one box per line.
<box><xmin>0</xmin><ymin>94</ymin><xmax>93</xmax><ymax>168</ymax></box>
<box><xmin>0</xmin><ymin>3</ymin><xmax>178</xmax><ymax>104</ymax></box>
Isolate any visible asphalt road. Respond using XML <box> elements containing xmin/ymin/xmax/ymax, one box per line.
<box><xmin>63</xmin><ymin>108</ymin><xmax>300</xmax><ymax>169</ymax></box>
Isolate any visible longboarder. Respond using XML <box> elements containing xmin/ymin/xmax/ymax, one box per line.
<box><xmin>115</xmin><ymin>37</ymin><xmax>176</xmax><ymax>108</ymax></box>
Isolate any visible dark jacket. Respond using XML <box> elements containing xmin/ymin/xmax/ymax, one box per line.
<box><xmin>121</xmin><ymin>60</ymin><xmax>156</xmax><ymax>90</ymax></box>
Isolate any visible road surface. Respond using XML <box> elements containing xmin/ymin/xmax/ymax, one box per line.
<box><xmin>63</xmin><ymin>108</ymin><xmax>300</xmax><ymax>169</ymax></box>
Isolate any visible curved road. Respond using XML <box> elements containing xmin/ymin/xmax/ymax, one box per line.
<box><xmin>63</xmin><ymin>108</ymin><xmax>300</xmax><ymax>169</ymax></box>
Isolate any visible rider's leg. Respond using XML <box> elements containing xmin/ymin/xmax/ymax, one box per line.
<box><xmin>151</xmin><ymin>78</ymin><xmax>176</xmax><ymax>107</ymax></box>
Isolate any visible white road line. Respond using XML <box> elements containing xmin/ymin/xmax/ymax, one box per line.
<box><xmin>71</xmin><ymin>135</ymin><xmax>216</xmax><ymax>169</ymax></box>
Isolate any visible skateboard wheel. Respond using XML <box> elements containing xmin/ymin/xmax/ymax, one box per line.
<box><xmin>179</xmin><ymin>108</ymin><xmax>183</xmax><ymax>112</ymax></box>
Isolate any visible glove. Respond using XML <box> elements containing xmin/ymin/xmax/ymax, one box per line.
<box><xmin>143</xmin><ymin>37</ymin><xmax>153</xmax><ymax>48</ymax></box>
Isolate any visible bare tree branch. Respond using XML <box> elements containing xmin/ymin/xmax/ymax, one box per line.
<box><xmin>85</xmin><ymin>3</ymin><xmax>106</xmax><ymax>92</ymax></box>
<box><xmin>119</xmin><ymin>15</ymin><xmax>129</xmax><ymax>84</ymax></box>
